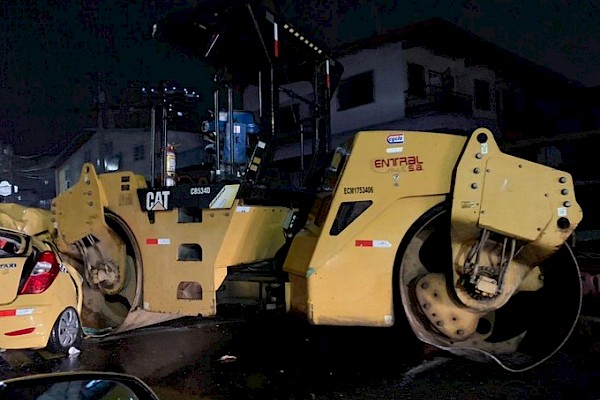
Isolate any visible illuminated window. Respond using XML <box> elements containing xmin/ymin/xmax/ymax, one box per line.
<box><xmin>133</xmin><ymin>145</ymin><xmax>145</xmax><ymax>161</ymax></box>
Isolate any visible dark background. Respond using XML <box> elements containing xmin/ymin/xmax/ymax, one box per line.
<box><xmin>1</xmin><ymin>0</ymin><xmax>599</xmax><ymax>155</ymax></box>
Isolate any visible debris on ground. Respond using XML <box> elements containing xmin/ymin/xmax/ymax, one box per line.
<box><xmin>68</xmin><ymin>346</ymin><xmax>81</xmax><ymax>358</ymax></box>
<box><xmin>218</xmin><ymin>354</ymin><xmax>237</xmax><ymax>363</ymax></box>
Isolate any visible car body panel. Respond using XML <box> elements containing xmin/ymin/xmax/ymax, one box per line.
<box><xmin>0</xmin><ymin>228</ymin><xmax>82</xmax><ymax>350</ymax></box>
<box><xmin>0</xmin><ymin>232</ymin><xmax>29</xmax><ymax>305</ymax></box>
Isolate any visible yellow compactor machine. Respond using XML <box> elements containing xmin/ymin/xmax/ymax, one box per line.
<box><xmin>0</xmin><ymin>1</ymin><xmax>584</xmax><ymax>372</ymax></box>
<box><xmin>0</xmin><ymin>127</ymin><xmax>582</xmax><ymax>371</ymax></box>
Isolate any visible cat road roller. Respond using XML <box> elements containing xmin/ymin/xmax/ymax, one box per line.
<box><xmin>0</xmin><ymin>1</ymin><xmax>583</xmax><ymax>372</ymax></box>
<box><xmin>34</xmin><ymin>126</ymin><xmax>580</xmax><ymax>372</ymax></box>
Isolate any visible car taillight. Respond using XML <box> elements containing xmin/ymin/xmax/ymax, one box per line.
<box><xmin>20</xmin><ymin>251</ymin><xmax>60</xmax><ymax>295</ymax></box>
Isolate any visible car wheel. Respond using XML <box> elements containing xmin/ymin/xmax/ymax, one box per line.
<box><xmin>47</xmin><ymin>307</ymin><xmax>82</xmax><ymax>353</ymax></box>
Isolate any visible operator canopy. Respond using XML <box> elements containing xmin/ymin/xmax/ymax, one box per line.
<box><xmin>152</xmin><ymin>0</ymin><xmax>343</xmax><ymax>91</ymax></box>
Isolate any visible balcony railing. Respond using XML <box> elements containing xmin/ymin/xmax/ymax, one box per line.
<box><xmin>406</xmin><ymin>85</ymin><xmax>473</xmax><ymax>117</ymax></box>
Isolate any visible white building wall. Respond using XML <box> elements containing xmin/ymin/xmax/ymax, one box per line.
<box><xmin>403</xmin><ymin>47</ymin><xmax>498</xmax><ymax>121</ymax></box>
<box><xmin>242</xmin><ymin>43</ymin><xmax>500</xmax><ymax>138</ymax></box>
<box><xmin>55</xmin><ymin>129</ymin><xmax>204</xmax><ymax>194</ymax></box>
<box><xmin>56</xmin><ymin>135</ymin><xmax>102</xmax><ymax>194</ymax></box>
<box><xmin>403</xmin><ymin>47</ymin><xmax>466</xmax><ymax>89</ymax></box>
<box><xmin>242</xmin><ymin>43</ymin><xmax>408</xmax><ymax>135</ymax></box>
<box><xmin>243</xmin><ymin>81</ymin><xmax>314</xmax><ymax>120</ymax></box>
<box><xmin>242</xmin><ymin>42</ymin><xmax>508</xmax><ymax>164</ymax></box>
<box><xmin>331</xmin><ymin>42</ymin><xmax>406</xmax><ymax>133</ymax></box>
<box><xmin>329</xmin><ymin>44</ymin><xmax>501</xmax><ymax>142</ymax></box>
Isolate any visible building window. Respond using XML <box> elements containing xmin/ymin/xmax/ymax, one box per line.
<box><xmin>429</xmin><ymin>71</ymin><xmax>442</xmax><ymax>87</ymax></box>
<box><xmin>64</xmin><ymin>169</ymin><xmax>70</xmax><ymax>189</ymax></box>
<box><xmin>474</xmin><ymin>79</ymin><xmax>491</xmax><ymax>111</ymax></box>
<box><xmin>336</xmin><ymin>71</ymin><xmax>374</xmax><ymax>111</ymax></box>
<box><xmin>407</xmin><ymin>63</ymin><xmax>426</xmax><ymax>98</ymax></box>
<box><xmin>105</xmin><ymin>153</ymin><xmax>121</xmax><ymax>172</ymax></box>
<box><xmin>133</xmin><ymin>145</ymin><xmax>145</xmax><ymax>161</ymax></box>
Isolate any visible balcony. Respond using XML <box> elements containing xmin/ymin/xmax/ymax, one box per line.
<box><xmin>406</xmin><ymin>85</ymin><xmax>473</xmax><ymax>117</ymax></box>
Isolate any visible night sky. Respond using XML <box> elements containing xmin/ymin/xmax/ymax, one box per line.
<box><xmin>2</xmin><ymin>0</ymin><xmax>600</xmax><ymax>155</ymax></box>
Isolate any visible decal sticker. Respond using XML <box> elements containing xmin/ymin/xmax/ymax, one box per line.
<box><xmin>190</xmin><ymin>187</ymin><xmax>211</xmax><ymax>195</ymax></box>
<box><xmin>236</xmin><ymin>206</ymin><xmax>251</xmax><ymax>213</ymax></box>
<box><xmin>138</xmin><ymin>183</ymin><xmax>226</xmax><ymax>211</ymax></box>
<box><xmin>0</xmin><ymin>310</ymin><xmax>16</xmax><ymax>317</ymax></box>
<box><xmin>386</xmin><ymin>147</ymin><xmax>403</xmax><ymax>154</ymax></box>
<box><xmin>481</xmin><ymin>143</ymin><xmax>489</xmax><ymax>155</ymax></box>
<box><xmin>386</xmin><ymin>133</ymin><xmax>404</xmax><ymax>144</ymax></box>
<box><xmin>59</xmin><ymin>263</ymin><xmax>68</xmax><ymax>273</ymax></box>
<box><xmin>0</xmin><ymin>263</ymin><xmax>17</xmax><ymax>269</ymax></box>
<box><xmin>355</xmin><ymin>240</ymin><xmax>392</xmax><ymax>248</ymax></box>
<box><xmin>343</xmin><ymin>186</ymin><xmax>374</xmax><ymax>195</ymax></box>
<box><xmin>145</xmin><ymin>190</ymin><xmax>170</xmax><ymax>211</ymax></box>
<box><xmin>0</xmin><ymin>308</ymin><xmax>34</xmax><ymax>317</ymax></box>
<box><xmin>146</xmin><ymin>238</ymin><xmax>171</xmax><ymax>245</ymax></box>
<box><xmin>210</xmin><ymin>184</ymin><xmax>240</xmax><ymax>209</ymax></box>
<box><xmin>0</xmin><ymin>181</ymin><xmax>13</xmax><ymax>197</ymax></box>
<box><xmin>373</xmin><ymin>156</ymin><xmax>423</xmax><ymax>172</ymax></box>
<box><xmin>461</xmin><ymin>201</ymin><xmax>477</xmax><ymax>209</ymax></box>
<box><xmin>557</xmin><ymin>207</ymin><xmax>567</xmax><ymax>217</ymax></box>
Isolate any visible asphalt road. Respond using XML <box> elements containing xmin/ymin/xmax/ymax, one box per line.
<box><xmin>1</xmin><ymin>313</ymin><xmax>599</xmax><ymax>399</ymax></box>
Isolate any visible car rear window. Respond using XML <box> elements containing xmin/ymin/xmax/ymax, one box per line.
<box><xmin>0</xmin><ymin>232</ymin><xmax>27</xmax><ymax>257</ymax></box>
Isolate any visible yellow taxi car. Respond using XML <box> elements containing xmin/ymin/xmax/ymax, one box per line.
<box><xmin>0</xmin><ymin>227</ymin><xmax>83</xmax><ymax>352</ymax></box>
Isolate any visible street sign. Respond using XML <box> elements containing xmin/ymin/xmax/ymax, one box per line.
<box><xmin>0</xmin><ymin>180</ymin><xmax>17</xmax><ymax>197</ymax></box>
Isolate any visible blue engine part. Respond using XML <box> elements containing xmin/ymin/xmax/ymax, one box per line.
<box><xmin>224</xmin><ymin>122</ymin><xmax>247</xmax><ymax>165</ymax></box>
<box><xmin>202</xmin><ymin>111</ymin><xmax>259</xmax><ymax>165</ymax></box>
<box><xmin>202</xmin><ymin>111</ymin><xmax>260</xmax><ymax>135</ymax></box>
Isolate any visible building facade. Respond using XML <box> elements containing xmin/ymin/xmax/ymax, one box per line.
<box><xmin>242</xmin><ymin>18</ymin><xmax>586</xmax><ymax>166</ymax></box>
<box><xmin>54</xmin><ymin>127</ymin><xmax>208</xmax><ymax>194</ymax></box>
<box><xmin>0</xmin><ymin>144</ymin><xmax>55</xmax><ymax>208</ymax></box>
<box><xmin>22</xmin><ymin>18</ymin><xmax>600</xmax><ymax>206</ymax></box>
<box><xmin>53</xmin><ymin>80</ymin><xmax>210</xmax><ymax>194</ymax></box>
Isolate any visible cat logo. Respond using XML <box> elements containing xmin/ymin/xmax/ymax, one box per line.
<box><xmin>146</xmin><ymin>190</ymin><xmax>171</xmax><ymax>211</ymax></box>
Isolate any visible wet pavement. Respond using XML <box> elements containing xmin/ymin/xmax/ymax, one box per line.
<box><xmin>1</xmin><ymin>312</ymin><xmax>599</xmax><ymax>399</ymax></box>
